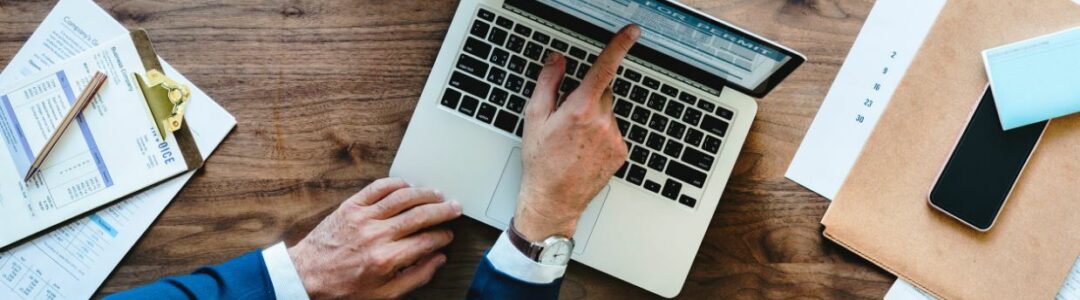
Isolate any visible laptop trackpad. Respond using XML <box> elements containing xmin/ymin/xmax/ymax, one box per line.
<box><xmin>485</xmin><ymin>147</ymin><xmax>609</xmax><ymax>254</ymax></box>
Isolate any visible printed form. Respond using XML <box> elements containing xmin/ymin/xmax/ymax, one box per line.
<box><xmin>783</xmin><ymin>0</ymin><xmax>1080</xmax><ymax>297</ymax></box>
<box><xmin>0</xmin><ymin>16</ymin><xmax>192</xmax><ymax>247</ymax></box>
<box><xmin>0</xmin><ymin>0</ymin><xmax>236</xmax><ymax>298</ymax></box>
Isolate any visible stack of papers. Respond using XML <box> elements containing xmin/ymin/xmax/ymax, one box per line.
<box><xmin>0</xmin><ymin>0</ymin><xmax>235</xmax><ymax>299</ymax></box>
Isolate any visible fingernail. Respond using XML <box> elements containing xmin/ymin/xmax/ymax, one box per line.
<box><xmin>433</xmin><ymin>189</ymin><xmax>444</xmax><ymax>200</ymax></box>
<box><xmin>449</xmin><ymin>200</ymin><xmax>463</xmax><ymax>214</ymax></box>
<box><xmin>436</xmin><ymin>254</ymin><xmax>447</xmax><ymax>265</ymax></box>
<box><xmin>544</xmin><ymin>52</ymin><xmax>562</xmax><ymax>65</ymax></box>
<box><xmin>627</xmin><ymin>24</ymin><xmax>641</xmax><ymax>39</ymax></box>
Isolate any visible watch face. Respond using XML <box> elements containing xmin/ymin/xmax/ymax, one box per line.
<box><xmin>539</xmin><ymin>239</ymin><xmax>573</xmax><ymax>265</ymax></box>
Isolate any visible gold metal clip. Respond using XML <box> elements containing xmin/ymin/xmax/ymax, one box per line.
<box><xmin>135</xmin><ymin>69</ymin><xmax>191</xmax><ymax>140</ymax></box>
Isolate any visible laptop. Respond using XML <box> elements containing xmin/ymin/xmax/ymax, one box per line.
<box><xmin>390</xmin><ymin>0</ymin><xmax>804</xmax><ymax>297</ymax></box>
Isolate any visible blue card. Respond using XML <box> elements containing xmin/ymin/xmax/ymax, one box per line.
<box><xmin>983</xmin><ymin>27</ymin><xmax>1080</xmax><ymax>130</ymax></box>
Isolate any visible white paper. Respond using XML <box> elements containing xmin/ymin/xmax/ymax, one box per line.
<box><xmin>785</xmin><ymin>0</ymin><xmax>945</xmax><ymax>200</ymax></box>
<box><xmin>0</xmin><ymin>0</ymin><xmax>236</xmax><ymax>298</ymax></box>
<box><xmin>884</xmin><ymin>257</ymin><xmax>1080</xmax><ymax>300</ymax></box>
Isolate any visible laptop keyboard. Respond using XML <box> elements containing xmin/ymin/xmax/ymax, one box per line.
<box><xmin>438</xmin><ymin>8</ymin><xmax>735</xmax><ymax>209</ymax></box>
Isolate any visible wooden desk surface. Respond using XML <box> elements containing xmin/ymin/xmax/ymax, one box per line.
<box><xmin>0</xmin><ymin>0</ymin><xmax>895</xmax><ymax>298</ymax></box>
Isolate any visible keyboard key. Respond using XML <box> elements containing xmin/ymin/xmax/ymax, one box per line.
<box><xmin>507</xmin><ymin>95</ymin><xmax>526</xmax><ymax>113</ymax></box>
<box><xmin>489</xmin><ymin>89</ymin><xmax>508</xmax><ymax>106</ymax></box>
<box><xmin>647</xmin><ymin>94</ymin><xmax>667</xmax><ymax>111</ymax></box>
<box><xmin>627</xmin><ymin>165</ymin><xmax>647</xmax><ymax>185</ymax></box>
<box><xmin>489</xmin><ymin>48</ymin><xmax>509</xmax><ymax>66</ymax></box>
<box><xmin>569</xmin><ymin>46</ymin><xmax>587</xmax><ymax>59</ymax></box>
<box><xmin>507</xmin><ymin>55</ymin><xmax>527</xmax><ymax>73</ymax></box>
<box><xmin>493</xmin><ymin>109</ymin><xmax>519</xmax><ymax>133</ymax></box>
<box><xmin>681</xmin><ymin>147</ymin><xmax>715</xmax><ymax>171</ymax></box>
<box><xmin>587</xmin><ymin>53</ymin><xmax>598</xmax><ymax>64</ymax></box>
<box><xmin>514</xmin><ymin>23</ymin><xmax>532</xmax><ymax>36</ymax></box>
<box><xmin>488</xmin><ymin>27</ymin><xmax>508</xmax><ymax>47</ymax></box>
<box><xmin>616</xmin><ymin>118</ymin><xmax>630</xmax><ymax>135</ymax></box>
<box><xmin>700</xmin><ymin>115</ymin><xmax>729</xmax><ymax>137</ymax></box>
<box><xmin>643</xmin><ymin>180</ymin><xmax>661</xmax><ymax>193</ymax></box>
<box><xmin>522</xmin><ymin>81</ymin><xmax>535</xmax><ymax>98</ymax></box>
<box><xmin>703</xmin><ymin>136</ymin><xmax>722</xmax><ymax>154</ymax></box>
<box><xmin>642</xmin><ymin>76</ymin><xmax>660</xmax><ymax>89</ymax></box>
<box><xmin>450</xmin><ymin>72</ymin><xmax>490</xmax><ymax>98</ymax></box>
<box><xmin>478</xmin><ymin>8</ymin><xmax>495</xmax><ymax>21</ymax></box>
<box><xmin>678</xmin><ymin>195</ymin><xmax>697</xmax><ymax>208</ymax></box>
<box><xmin>660</xmin><ymin>84</ymin><xmax>679</xmax><ymax>97</ymax></box>
<box><xmin>696</xmin><ymin>100</ymin><xmax>716</xmax><ymax>113</ymax></box>
<box><xmin>678</xmin><ymin>92</ymin><xmax>697</xmax><ymax>104</ymax></box>
<box><xmin>623</xmin><ymin>69</ymin><xmax>642</xmax><ymax>82</ymax></box>
<box><xmin>487</xmin><ymin>68</ymin><xmax>507</xmax><ymax>85</ymax></box>
<box><xmin>516</xmin><ymin>119</ymin><xmax>524</xmax><ymax>137</ymax></box>
<box><xmin>648</xmin><ymin>114</ymin><xmax>669</xmax><ymax>132</ymax></box>
<box><xmin>532</xmin><ymin>31</ymin><xmax>550</xmax><ymax>44</ymax></box>
<box><xmin>647</xmin><ymin>153</ymin><xmax>667</xmax><ymax>171</ymax></box>
<box><xmin>507</xmin><ymin>35</ymin><xmax>526</xmax><ymax>53</ymax></box>
<box><xmin>505</xmin><ymin>74</ymin><xmax>524</xmax><ymax>93</ymax></box>
<box><xmin>615</xmin><ymin>162</ymin><xmax>628</xmax><ymax>178</ymax></box>
<box><xmin>630</xmin><ymin>145</ymin><xmax>649</xmax><ymax>164</ymax></box>
<box><xmin>559</xmin><ymin>78</ymin><xmax>580</xmax><ymax>93</ymax></box>
<box><xmin>457</xmin><ymin>54</ymin><xmax>489</xmax><ymax>78</ymax></box>
<box><xmin>663</xmin><ymin>139</ymin><xmax>683</xmax><ymax>157</ymax></box>
<box><xmin>525</xmin><ymin>62</ymin><xmax>542</xmax><ymax>80</ymax></box>
<box><xmin>661</xmin><ymin>179</ymin><xmax>682</xmax><ymax>200</ymax></box>
<box><xmin>564</xmin><ymin>59</ymin><xmax>579</xmax><ymax>75</ymax></box>
<box><xmin>613</xmin><ymin>79</ymin><xmax>631</xmax><ymax>96</ymax></box>
<box><xmin>464</xmin><ymin>37</ymin><xmax>491</xmax><ymax>59</ymax></box>
<box><xmin>682</xmin><ymin>108</ymin><xmax>702</xmax><ymax>126</ymax></box>
<box><xmin>575</xmin><ymin>64</ymin><xmax>590</xmax><ymax>79</ymax></box>
<box><xmin>629</xmin><ymin>86</ymin><xmax>649</xmax><ymax>104</ymax></box>
<box><xmin>684</xmin><ymin>128</ymin><xmax>704</xmax><ymax>147</ymax></box>
<box><xmin>716</xmin><ymin>106</ymin><xmax>734</xmax><ymax>120</ymax></box>
<box><xmin>551</xmin><ymin>39</ymin><xmax>569</xmax><ymax>51</ymax></box>
<box><xmin>630</xmin><ymin>106</ymin><xmax>650</xmax><ymax>125</ymax></box>
<box><xmin>459</xmin><ymin>95</ymin><xmax>479</xmax><ymax>116</ymax></box>
<box><xmin>441</xmin><ymin>89</ymin><xmax>461</xmax><ymax>109</ymax></box>
<box><xmin>646</xmin><ymin>132</ymin><xmax>666</xmax><ymax>151</ymax></box>
<box><xmin>471</xmin><ymin>20</ymin><xmax>490</xmax><ymax>38</ymax></box>
<box><xmin>664</xmin><ymin>101</ymin><xmax>685</xmax><ymax>118</ymax></box>
<box><xmin>666</xmin><ymin>160</ymin><xmax>706</xmax><ymax>188</ymax></box>
<box><xmin>666</xmin><ymin>122</ymin><xmax>686</xmax><ymax>140</ymax></box>
<box><xmin>628</xmin><ymin>125</ymin><xmax>648</xmax><ymax>143</ymax></box>
<box><xmin>524</xmin><ymin>42</ymin><xmax>545</xmax><ymax>60</ymax></box>
<box><xmin>495</xmin><ymin>16</ymin><xmax>514</xmax><ymax>28</ymax></box>
<box><xmin>613</xmin><ymin>99</ymin><xmax>633</xmax><ymax>117</ymax></box>
<box><xmin>617</xmin><ymin>66</ymin><xmax>624</xmax><ymax>75</ymax></box>
<box><xmin>477</xmin><ymin>102</ymin><xmax>497</xmax><ymax>123</ymax></box>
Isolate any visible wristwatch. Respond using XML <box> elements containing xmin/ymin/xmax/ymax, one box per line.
<box><xmin>507</xmin><ymin>218</ymin><xmax>575</xmax><ymax>266</ymax></box>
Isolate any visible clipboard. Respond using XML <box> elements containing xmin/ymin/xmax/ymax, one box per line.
<box><xmin>130</xmin><ymin>29</ymin><xmax>203</xmax><ymax>170</ymax></box>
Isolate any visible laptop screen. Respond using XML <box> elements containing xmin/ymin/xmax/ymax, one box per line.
<box><xmin>529</xmin><ymin>0</ymin><xmax>798</xmax><ymax>94</ymax></box>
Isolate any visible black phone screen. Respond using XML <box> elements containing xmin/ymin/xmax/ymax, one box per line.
<box><xmin>929</xmin><ymin>86</ymin><xmax>1047</xmax><ymax>231</ymax></box>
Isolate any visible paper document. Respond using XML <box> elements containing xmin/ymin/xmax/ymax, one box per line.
<box><xmin>0</xmin><ymin>0</ymin><xmax>236</xmax><ymax>298</ymax></box>
<box><xmin>885</xmin><ymin>257</ymin><xmax>1080</xmax><ymax>300</ymax></box>
<box><xmin>0</xmin><ymin>19</ymin><xmax>197</xmax><ymax>248</ymax></box>
<box><xmin>785</xmin><ymin>0</ymin><xmax>945</xmax><ymax>200</ymax></box>
<box><xmin>983</xmin><ymin>27</ymin><xmax>1080</xmax><ymax>130</ymax></box>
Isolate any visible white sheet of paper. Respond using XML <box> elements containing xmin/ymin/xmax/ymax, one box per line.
<box><xmin>784</xmin><ymin>0</ymin><xmax>945</xmax><ymax>200</ymax></box>
<box><xmin>886</xmin><ymin>256</ymin><xmax>1080</xmax><ymax>300</ymax></box>
<box><xmin>0</xmin><ymin>0</ymin><xmax>236</xmax><ymax>298</ymax></box>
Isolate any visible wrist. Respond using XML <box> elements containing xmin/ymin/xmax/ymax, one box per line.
<box><xmin>286</xmin><ymin>244</ymin><xmax>329</xmax><ymax>299</ymax></box>
<box><xmin>514</xmin><ymin>191</ymin><xmax>580</xmax><ymax>241</ymax></box>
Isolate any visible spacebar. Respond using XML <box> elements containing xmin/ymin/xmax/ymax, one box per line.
<box><xmin>665</xmin><ymin>161</ymin><xmax>705</xmax><ymax>188</ymax></box>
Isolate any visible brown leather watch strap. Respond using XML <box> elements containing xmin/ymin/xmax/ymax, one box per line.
<box><xmin>507</xmin><ymin>218</ymin><xmax>541</xmax><ymax>261</ymax></box>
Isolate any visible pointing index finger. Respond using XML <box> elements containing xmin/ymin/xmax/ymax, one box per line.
<box><xmin>576</xmin><ymin>25</ymin><xmax>641</xmax><ymax>100</ymax></box>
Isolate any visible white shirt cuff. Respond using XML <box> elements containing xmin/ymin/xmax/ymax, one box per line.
<box><xmin>485</xmin><ymin>231</ymin><xmax>567</xmax><ymax>284</ymax></box>
<box><xmin>262</xmin><ymin>242</ymin><xmax>311</xmax><ymax>300</ymax></box>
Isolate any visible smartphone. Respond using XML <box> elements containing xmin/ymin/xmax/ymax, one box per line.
<box><xmin>928</xmin><ymin>86</ymin><xmax>1047</xmax><ymax>231</ymax></box>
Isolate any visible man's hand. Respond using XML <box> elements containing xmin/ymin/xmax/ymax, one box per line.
<box><xmin>287</xmin><ymin>178</ymin><xmax>462</xmax><ymax>299</ymax></box>
<box><xmin>516</xmin><ymin>25</ymin><xmax>641</xmax><ymax>241</ymax></box>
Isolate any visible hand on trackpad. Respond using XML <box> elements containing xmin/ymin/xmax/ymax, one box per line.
<box><xmin>485</xmin><ymin>147</ymin><xmax>609</xmax><ymax>254</ymax></box>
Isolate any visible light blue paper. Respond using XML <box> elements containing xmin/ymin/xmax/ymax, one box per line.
<box><xmin>983</xmin><ymin>27</ymin><xmax>1080</xmax><ymax>130</ymax></box>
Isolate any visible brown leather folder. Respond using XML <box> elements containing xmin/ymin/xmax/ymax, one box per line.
<box><xmin>820</xmin><ymin>0</ymin><xmax>1080</xmax><ymax>299</ymax></box>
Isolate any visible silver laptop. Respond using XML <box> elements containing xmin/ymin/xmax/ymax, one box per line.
<box><xmin>390</xmin><ymin>0</ymin><xmax>804</xmax><ymax>297</ymax></box>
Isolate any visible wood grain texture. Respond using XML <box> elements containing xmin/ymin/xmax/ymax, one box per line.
<box><xmin>0</xmin><ymin>0</ymin><xmax>895</xmax><ymax>298</ymax></box>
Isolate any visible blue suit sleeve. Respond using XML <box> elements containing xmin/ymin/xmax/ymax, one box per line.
<box><xmin>106</xmin><ymin>250</ymin><xmax>276</xmax><ymax>300</ymax></box>
<box><xmin>467</xmin><ymin>254</ymin><xmax>562</xmax><ymax>300</ymax></box>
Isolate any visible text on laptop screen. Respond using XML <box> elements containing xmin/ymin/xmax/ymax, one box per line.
<box><xmin>535</xmin><ymin>0</ymin><xmax>792</xmax><ymax>90</ymax></box>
